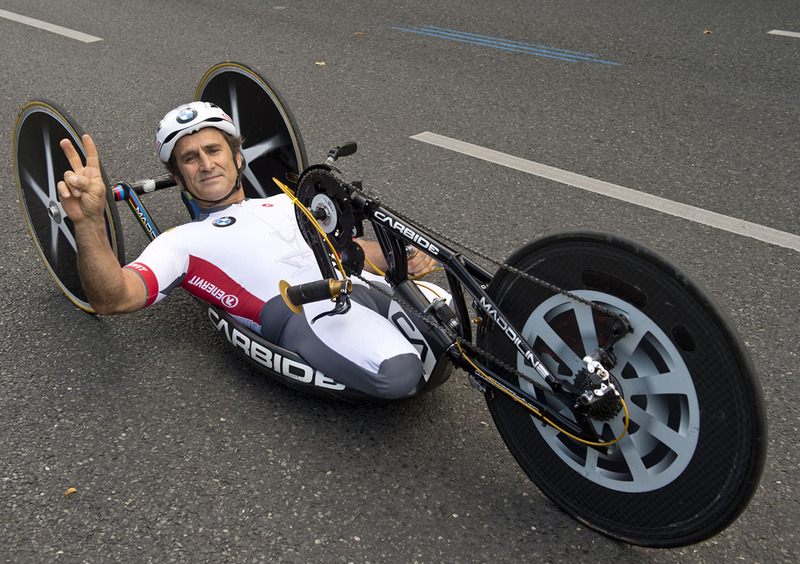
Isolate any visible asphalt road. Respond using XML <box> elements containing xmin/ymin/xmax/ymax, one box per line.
<box><xmin>1</xmin><ymin>1</ymin><xmax>798</xmax><ymax>562</ymax></box>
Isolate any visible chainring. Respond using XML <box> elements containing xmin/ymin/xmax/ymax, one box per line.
<box><xmin>294</xmin><ymin>167</ymin><xmax>364</xmax><ymax>275</ymax></box>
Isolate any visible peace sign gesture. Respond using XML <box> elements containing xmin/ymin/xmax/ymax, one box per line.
<box><xmin>57</xmin><ymin>134</ymin><xmax>108</xmax><ymax>225</ymax></box>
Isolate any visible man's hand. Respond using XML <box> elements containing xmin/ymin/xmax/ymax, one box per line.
<box><xmin>358</xmin><ymin>240</ymin><xmax>437</xmax><ymax>277</ymax></box>
<box><xmin>55</xmin><ymin>134</ymin><xmax>147</xmax><ymax>315</ymax></box>
<box><xmin>406</xmin><ymin>247</ymin><xmax>437</xmax><ymax>277</ymax></box>
<box><xmin>57</xmin><ymin>134</ymin><xmax>108</xmax><ymax>224</ymax></box>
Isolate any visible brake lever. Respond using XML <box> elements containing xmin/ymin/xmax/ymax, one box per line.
<box><xmin>311</xmin><ymin>293</ymin><xmax>351</xmax><ymax>323</ymax></box>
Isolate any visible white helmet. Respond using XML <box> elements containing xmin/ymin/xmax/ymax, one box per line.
<box><xmin>156</xmin><ymin>101</ymin><xmax>238</xmax><ymax>162</ymax></box>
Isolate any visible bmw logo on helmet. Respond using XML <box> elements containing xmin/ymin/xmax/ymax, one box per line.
<box><xmin>177</xmin><ymin>107</ymin><xmax>198</xmax><ymax>124</ymax></box>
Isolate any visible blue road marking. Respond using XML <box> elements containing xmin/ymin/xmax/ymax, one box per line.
<box><xmin>389</xmin><ymin>25</ymin><xmax>621</xmax><ymax>65</ymax></box>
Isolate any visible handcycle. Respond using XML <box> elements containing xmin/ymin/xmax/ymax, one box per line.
<box><xmin>13</xmin><ymin>62</ymin><xmax>766</xmax><ymax>548</ymax></box>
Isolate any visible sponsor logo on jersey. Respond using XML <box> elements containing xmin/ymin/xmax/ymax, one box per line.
<box><xmin>212</xmin><ymin>216</ymin><xmax>236</xmax><ymax>227</ymax></box>
<box><xmin>220</xmin><ymin>294</ymin><xmax>238</xmax><ymax>308</ymax></box>
<box><xmin>187</xmin><ymin>275</ymin><xmax>239</xmax><ymax>308</ymax></box>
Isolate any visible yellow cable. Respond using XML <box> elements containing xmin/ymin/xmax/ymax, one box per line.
<box><xmin>410</xmin><ymin>267</ymin><xmax>444</xmax><ymax>280</ymax></box>
<box><xmin>273</xmin><ymin>177</ymin><xmax>349</xmax><ymax>280</ymax></box>
<box><xmin>364</xmin><ymin>255</ymin><xmax>384</xmax><ymax>276</ymax></box>
<box><xmin>456</xmin><ymin>341</ymin><xmax>629</xmax><ymax>447</ymax></box>
<box><xmin>414</xmin><ymin>279</ymin><xmax>444</xmax><ymax>298</ymax></box>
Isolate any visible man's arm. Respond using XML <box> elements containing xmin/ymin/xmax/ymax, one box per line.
<box><xmin>58</xmin><ymin>135</ymin><xmax>147</xmax><ymax>314</ymax></box>
<box><xmin>358</xmin><ymin>240</ymin><xmax>436</xmax><ymax>277</ymax></box>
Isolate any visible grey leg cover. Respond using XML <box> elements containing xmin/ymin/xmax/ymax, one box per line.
<box><xmin>259</xmin><ymin>295</ymin><xmax>422</xmax><ymax>399</ymax></box>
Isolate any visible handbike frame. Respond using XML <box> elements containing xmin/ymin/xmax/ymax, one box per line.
<box><xmin>293</xmin><ymin>165</ymin><xmax>606</xmax><ymax>441</ymax></box>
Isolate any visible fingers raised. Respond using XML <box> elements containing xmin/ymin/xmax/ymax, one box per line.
<box><xmin>59</xmin><ymin>134</ymin><xmax>99</xmax><ymax>171</ymax></box>
<box><xmin>59</xmin><ymin>137</ymin><xmax>83</xmax><ymax>171</ymax></box>
<box><xmin>81</xmin><ymin>134</ymin><xmax>100</xmax><ymax>169</ymax></box>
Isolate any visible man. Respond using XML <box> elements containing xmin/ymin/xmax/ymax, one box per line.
<box><xmin>58</xmin><ymin>102</ymin><xmax>436</xmax><ymax>399</ymax></box>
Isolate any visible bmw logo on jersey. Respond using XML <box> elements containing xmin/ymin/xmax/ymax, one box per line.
<box><xmin>212</xmin><ymin>216</ymin><xmax>236</xmax><ymax>228</ymax></box>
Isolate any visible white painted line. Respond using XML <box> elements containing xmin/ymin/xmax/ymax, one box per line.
<box><xmin>411</xmin><ymin>131</ymin><xmax>800</xmax><ymax>252</ymax></box>
<box><xmin>768</xmin><ymin>30</ymin><xmax>800</xmax><ymax>39</ymax></box>
<box><xmin>0</xmin><ymin>9</ymin><xmax>102</xmax><ymax>43</ymax></box>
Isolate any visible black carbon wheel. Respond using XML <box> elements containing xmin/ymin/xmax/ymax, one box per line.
<box><xmin>196</xmin><ymin>62</ymin><xmax>307</xmax><ymax>198</ymax></box>
<box><xmin>13</xmin><ymin>100</ymin><xmax>125</xmax><ymax>312</ymax></box>
<box><xmin>478</xmin><ymin>232</ymin><xmax>766</xmax><ymax>547</ymax></box>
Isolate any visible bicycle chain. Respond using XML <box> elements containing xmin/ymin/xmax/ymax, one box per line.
<box><xmin>359</xmin><ymin>185</ymin><xmax>624</xmax><ymax>320</ymax></box>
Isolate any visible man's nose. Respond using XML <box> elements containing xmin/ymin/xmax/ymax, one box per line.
<box><xmin>198</xmin><ymin>151</ymin><xmax>213</xmax><ymax>170</ymax></box>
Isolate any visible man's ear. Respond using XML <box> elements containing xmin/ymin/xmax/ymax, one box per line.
<box><xmin>168</xmin><ymin>158</ymin><xmax>185</xmax><ymax>188</ymax></box>
<box><xmin>236</xmin><ymin>150</ymin><xmax>244</xmax><ymax>173</ymax></box>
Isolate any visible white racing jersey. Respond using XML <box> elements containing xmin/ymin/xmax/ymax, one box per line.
<box><xmin>123</xmin><ymin>194</ymin><xmax>424</xmax><ymax>399</ymax></box>
<box><xmin>126</xmin><ymin>196</ymin><xmax>320</xmax><ymax>333</ymax></box>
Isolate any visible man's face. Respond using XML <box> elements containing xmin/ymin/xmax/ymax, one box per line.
<box><xmin>173</xmin><ymin>128</ymin><xmax>243</xmax><ymax>207</ymax></box>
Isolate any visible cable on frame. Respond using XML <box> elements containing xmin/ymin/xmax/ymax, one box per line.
<box><xmin>456</xmin><ymin>341</ymin><xmax>630</xmax><ymax>448</ymax></box>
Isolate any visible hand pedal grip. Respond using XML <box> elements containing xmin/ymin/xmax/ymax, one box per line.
<box><xmin>280</xmin><ymin>279</ymin><xmax>352</xmax><ymax>314</ymax></box>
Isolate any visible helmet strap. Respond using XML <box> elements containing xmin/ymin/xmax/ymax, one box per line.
<box><xmin>183</xmin><ymin>173</ymin><xmax>243</xmax><ymax>206</ymax></box>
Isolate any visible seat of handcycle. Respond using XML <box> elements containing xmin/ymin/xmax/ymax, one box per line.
<box><xmin>203</xmin><ymin>300</ymin><xmax>452</xmax><ymax>402</ymax></box>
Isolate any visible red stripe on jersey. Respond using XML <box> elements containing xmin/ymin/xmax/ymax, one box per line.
<box><xmin>181</xmin><ymin>256</ymin><xmax>265</xmax><ymax>324</ymax></box>
<box><xmin>125</xmin><ymin>262</ymin><xmax>160</xmax><ymax>306</ymax></box>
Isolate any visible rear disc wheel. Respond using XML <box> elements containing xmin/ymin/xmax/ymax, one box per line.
<box><xmin>478</xmin><ymin>232</ymin><xmax>766</xmax><ymax>547</ymax></box>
